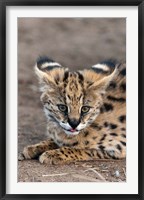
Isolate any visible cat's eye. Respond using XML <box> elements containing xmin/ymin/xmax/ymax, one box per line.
<box><xmin>58</xmin><ymin>104</ymin><xmax>68</xmax><ymax>113</ymax></box>
<box><xmin>81</xmin><ymin>106</ymin><xmax>91</xmax><ymax>113</ymax></box>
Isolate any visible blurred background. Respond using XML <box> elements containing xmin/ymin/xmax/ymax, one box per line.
<box><xmin>18</xmin><ymin>18</ymin><xmax>126</xmax><ymax>77</ymax></box>
<box><xmin>18</xmin><ymin>18</ymin><xmax>126</xmax><ymax>182</ymax></box>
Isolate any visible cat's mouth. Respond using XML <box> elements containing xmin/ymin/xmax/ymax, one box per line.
<box><xmin>63</xmin><ymin>129</ymin><xmax>80</xmax><ymax>136</ymax></box>
<box><xmin>59</xmin><ymin>121</ymin><xmax>83</xmax><ymax>135</ymax></box>
<box><xmin>61</xmin><ymin>127</ymin><xmax>80</xmax><ymax>135</ymax></box>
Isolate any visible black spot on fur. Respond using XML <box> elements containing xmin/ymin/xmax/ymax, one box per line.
<box><xmin>119</xmin><ymin>115</ymin><xmax>126</xmax><ymax>123</ymax></box>
<box><xmin>99</xmin><ymin>145</ymin><xmax>105</xmax><ymax>151</ymax></box>
<box><xmin>97</xmin><ymin>151</ymin><xmax>102</xmax><ymax>158</ymax></box>
<box><xmin>84</xmin><ymin>131</ymin><xmax>89</xmax><ymax>137</ymax></box>
<box><xmin>120</xmin><ymin>83</ymin><xmax>126</xmax><ymax>92</ymax></box>
<box><xmin>91</xmin><ymin>123</ymin><xmax>102</xmax><ymax>130</ymax></box>
<box><xmin>120</xmin><ymin>68</ymin><xmax>126</xmax><ymax>76</ymax></box>
<box><xmin>109</xmin><ymin>123</ymin><xmax>117</xmax><ymax>129</ymax></box>
<box><xmin>107</xmin><ymin>95</ymin><xmax>126</xmax><ymax>102</ymax></box>
<box><xmin>63</xmin><ymin>71</ymin><xmax>69</xmax><ymax>82</ymax></box>
<box><xmin>85</xmin><ymin>152</ymin><xmax>92</xmax><ymax>157</ymax></box>
<box><xmin>102</xmin><ymin>103</ymin><xmax>113</xmax><ymax>112</ymax></box>
<box><xmin>100</xmin><ymin>134</ymin><xmax>107</xmax><ymax>141</ymax></box>
<box><xmin>77</xmin><ymin>71</ymin><xmax>84</xmax><ymax>82</ymax></box>
<box><xmin>73</xmin><ymin>153</ymin><xmax>78</xmax><ymax>159</ymax></box>
<box><xmin>92</xmin><ymin>136</ymin><xmax>97</xmax><ymax>140</ymax></box>
<box><xmin>108</xmin><ymin>154</ymin><xmax>118</xmax><ymax>160</ymax></box>
<box><xmin>110</xmin><ymin>133</ymin><xmax>118</xmax><ymax>136</ymax></box>
<box><xmin>120</xmin><ymin>141</ymin><xmax>126</xmax><ymax>146</ymax></box>
<box><xmin>121</xmin><ymin>128</ymin><xmax>126</xmax><ymax>131</ymax></box>
<box><xmin>70</xmin><ymin>155</ymin><xmax>74</xmax><ymax>159</ymax></box>
<box><xmin>116</xmin><ymin>144</ymin><xmax>122</xmax><ymax>152</ymax></box>
<box><xmin>97</xmin><ymin>142</ymin><xmax>103</xmax><ymax>145</ymax></box>
<box><xmin>108</xmin><ymin>81</ymin><xmax>117</xmax><ymax>89</ymax></box>
<box><xmin>60</xmin><ymin>150</ymin><xmax>64</xmax><ymax>154</ymax></box>
<box><xmin>104</xmin><ymin>122</ymin><xmax>109</xmax><ymax>127</ymax></box>
<box><xmin>72</xmin><ymin>142</ymin><xmax>79</xmax><ymax>146</ymax></box>
<box><xmin>121</xmin><ymin>134</ymin><xmax>126</xmax><ymax>138</ymax></box>
<box><xmin>67</xmin><ymin>94</ymin><xmax>71</xmax><ymax>100</ymax></box>
<box><xmin>98</xmin><ymin>145</ymin><xmax>107</xmax><ymax>158</ymax></box>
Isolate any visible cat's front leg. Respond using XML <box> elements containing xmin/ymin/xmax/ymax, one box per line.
<box><xmin>39</xmin><ymin>147</ymin><xmax>122</xmax><ymax>165</ymax></box>
<box><xmin>19</xmin><ymin>139</ymin><xmax>58</xmax><ymax>160</ymax></box>
<box><xmin>39</xmin><ymin>147</ymin><xmax>99</xmax><ymax>165</ymax></box>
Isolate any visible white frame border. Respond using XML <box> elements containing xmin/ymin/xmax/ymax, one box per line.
<box><xmin>6</xmin><ymin>6</ymin><xmax>138</xmax><ymax>194</ymax></box>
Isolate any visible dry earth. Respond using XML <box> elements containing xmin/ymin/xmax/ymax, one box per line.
<box><xmin>18</xmin><ymin>18</ymin><xmax>126</xmax><ymax>183</ymax></box>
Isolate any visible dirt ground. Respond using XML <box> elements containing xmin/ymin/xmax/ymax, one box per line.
<box><xmin>18</xmin><ymin>18</ymin><xmax>126</xmax><ymax>182</ymax></box>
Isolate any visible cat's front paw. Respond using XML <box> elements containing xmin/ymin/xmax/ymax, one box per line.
<box><xmin>39</xmin><ymin>150</ymin><xmax>65</xmax><ymax>165</ymax></box>
<box><xmin>18</xmin><ymin>152</ymin><xmax>25</xmax><ymax>161</ymax></box>
<box><xmin>22</xmin><ymin>145</ymin><xmax>40</xmax><ymax>159</ymax></box>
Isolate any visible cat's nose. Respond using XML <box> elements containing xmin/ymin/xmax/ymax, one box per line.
<box><xmin>68</xmin><ymin>118</ymin><xmax>80</xmax><ymax>129</ymax></box>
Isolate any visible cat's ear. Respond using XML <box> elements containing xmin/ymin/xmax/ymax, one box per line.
<box><xmin>82</xmin><ymin>61</ymin><xmax>120</xmax><ymax>94</ymax></box>
<box><xmin>35</xmin><ymin>56</ymin><xmax>67</xmax><ymax>91</ymax></box>
<box><xmin>89</xmin><ymin>66</ymin><xmax>118</xmax><ymax>93</ymax></box>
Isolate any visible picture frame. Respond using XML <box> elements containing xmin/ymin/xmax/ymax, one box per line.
<box><xmin>0</xmin><ymin>0</ymin><xmax>144</xmax><ymax>199</ymax></box>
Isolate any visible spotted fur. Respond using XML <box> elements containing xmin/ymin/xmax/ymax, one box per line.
<box><xmin>21</xmin><ymin>57</ymin><xmax>126</xmax><ymax>164</ymax></box>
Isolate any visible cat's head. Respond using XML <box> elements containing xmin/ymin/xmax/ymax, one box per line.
<box><xmin>35</xmin><ymin>56</ymin><xmax>118</xmax><ymax>136</ymax></box>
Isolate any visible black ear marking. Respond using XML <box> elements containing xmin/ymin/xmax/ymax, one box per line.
<box><xmin>91</xmin><ymin>59</ymin><xmax>118</xmax><ymax>74</ymax></box>
<box><xmin>100</xmin><ymin>59</ymin><xmax>117</xmax><ymax>68</ymax></box>
<box><xmin>37</xmin><ymin>56</ymin><xmax>54</xmax><ymax>67</ymax></box>
<box><xmin>36</xmin><ymin>56</ymin><xmax>62</xmax><ymax>71</ymax></box>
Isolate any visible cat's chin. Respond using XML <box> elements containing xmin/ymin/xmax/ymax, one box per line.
<box><xmin>64</xmin><ymin>130</ymin><xmax>80</xmax><ymax>136</ymax></box>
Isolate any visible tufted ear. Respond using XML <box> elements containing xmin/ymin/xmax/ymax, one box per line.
<box><xmin>82</xmin><ymin>61</ymin><xmax>120</xmax><ymax>94</ymax></box>
<box><xmin>91</xmin><ymin>60</ymin><xmax>117</xmax><ymax>75</ymax></box>
<box><xmin>35</xmin><ymin>56</ymin><xmax>68</xmax><ymax>91</ymax></box>
<box><xmin>89</xmin><ymin>66</ymin><xmax>118</xmax><ymax>92</ymax></box>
